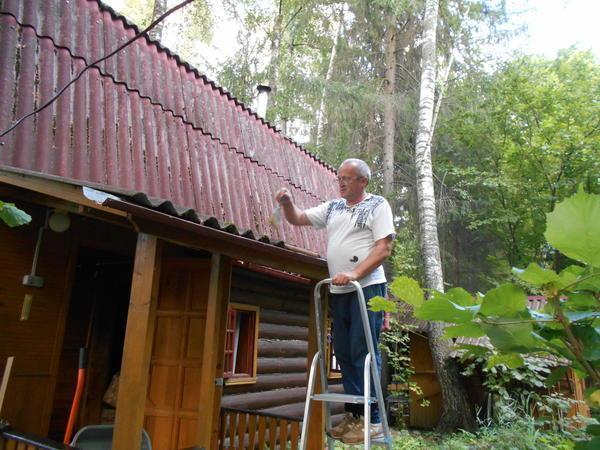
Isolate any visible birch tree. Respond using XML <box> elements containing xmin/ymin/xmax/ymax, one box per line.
<box><xmin>382</xmin><ymin>23</ymin><xmax>397</xmax><ymax>196</ymax></box>
<box><xmin>148</xmin><ymin>0</ymin><xmax>167</xmax><ymax>41</ymax></box>
<box><xmin>315</xmin><ymin>5</ymin><xmax>345</xmax><ymax>147</ymax></box>
<box><xmin>413</xmin><ymin>0</ymin><xmax>476</xmax><ymax>431</ymax></box>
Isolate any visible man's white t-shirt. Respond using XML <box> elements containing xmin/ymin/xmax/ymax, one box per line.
<box><xmin>305</xmin><ymin>194</ymin><xmax>396</xmax><ymax>294</ymax></box>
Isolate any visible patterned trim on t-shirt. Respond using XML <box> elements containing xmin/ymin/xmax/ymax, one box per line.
<box><xmin>325</xmin><ymin>195</ymin><xmax>385</xmax><ymax>229</ymax></box>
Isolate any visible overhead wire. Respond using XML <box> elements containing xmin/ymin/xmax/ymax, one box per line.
<box><xmin>0</xmin><ymin>0</ymin><xmax>196</xmax><ymax>139</ymax></box>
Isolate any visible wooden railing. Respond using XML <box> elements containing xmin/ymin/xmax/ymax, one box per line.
<box><xmin>0</xmin><ymin>425</ymin><xmax>77</xmax><ymax>450</ymax></box>
<box><xmin>219</xmin><ymin>408</ymin><xmax>301</xmax><ymax>450</ymax></box>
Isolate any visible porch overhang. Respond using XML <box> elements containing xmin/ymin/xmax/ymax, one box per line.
<box><xmin>102</xmin><ymin>197</ymin><xmax>328</xmax><ymax>280</ymax></box>
<box><xmin>0</xmin><ymin>166</ymin><xmax>328</xmax><ymax>280</ymax></box>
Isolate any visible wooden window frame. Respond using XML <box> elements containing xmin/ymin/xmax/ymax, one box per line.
<box><xmin>223</xmin><ymin>302</ymin><xmax>260</xmax><ymax>385</ymax></box>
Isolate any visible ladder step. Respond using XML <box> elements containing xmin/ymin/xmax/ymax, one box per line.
<box><xmin>326</xmin><ymin>433</ymin><xmax>391</xmax><ymax>446</ymax></box>
<box><xmin>311</xmin><ymin>393</ymin><xmax>377</xmax><ymax>404</ymax></box>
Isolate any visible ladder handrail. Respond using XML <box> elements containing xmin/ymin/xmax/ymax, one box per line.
<box><xmin>304</xmin><ymin>279</ymin><xmax>391</xmax><ymax>450</ymax></box>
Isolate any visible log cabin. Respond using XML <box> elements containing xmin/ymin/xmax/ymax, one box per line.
<box><xmin>0</xmin><ymin>1</ymin><xmax>344</xmax><ymax>448</ymax></box>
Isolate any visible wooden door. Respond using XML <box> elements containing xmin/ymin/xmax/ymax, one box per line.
<box><xmin>409</xmin><ymin>333</ymin><xmax>442</xmax><ymax>428</ymax></box>
<box><xmin>144</xmin><ymin>258</ymin><xmax>210</xmax><ymax>450</ymax></box>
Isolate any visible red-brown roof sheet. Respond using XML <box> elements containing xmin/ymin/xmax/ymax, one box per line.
<box><xmin>0</xmin><ymin>0</ymin><xmax>337</xmax><ymax>255</ymax></box>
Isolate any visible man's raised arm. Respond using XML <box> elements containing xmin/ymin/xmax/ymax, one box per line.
<box><xmin>275</xmin><ymin>188</ymin><xmax>313</xmax><ymax>226</ymax></box>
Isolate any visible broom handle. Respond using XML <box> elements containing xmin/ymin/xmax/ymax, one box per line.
<box><xmin>0</xmin><ymin>356</ymin><xmax>14</xmax><ymax>416</ymax></box>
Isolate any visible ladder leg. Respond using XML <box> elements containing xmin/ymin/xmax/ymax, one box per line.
<box><xmin>300</xmin><ymin>352</ymin><xmax>321</xmax><ymax>450</ymax></box>
<box><xmin>370</xmin><ymin>353</ymin><xmax>392</xmax><ymax>450</ymax></box>
<box><xmin>354</xmin><ymin>281</ymin><xmax>393</xmax><ymax>450</ymax></box>
<box><xmin>364</xmin><ymin>354</ymin><xmax>371</xmax><ymax>450</ymax></box>
<box><xmin>326</xmin><ymin>434</ymin><xmax>335</xmax><ymax>450</ymax></box>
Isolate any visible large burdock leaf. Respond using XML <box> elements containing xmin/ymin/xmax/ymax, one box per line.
<box><xmin>443</xmin><ymin>322</ymin><xmax>485</xmax><ymax>339</ymax></box>
<box><xmin>486</xmin><ymin>353</ymin><xmax>524</xmax><ymax>369</ymax></box>
<box><xmin>481</xmin><ymin>322</ymin><xmax>538</xmax><ymax>353</ymax></box>
<box><xmin>513</xmin><ymin>263</ymin><xmax>559</xmax><ymax>286</ymax></box>
<box><xmin>368</xmin><ymin>296</ymin><xmax>397</xmax><ymax>313</ymax></box>
<box><xmin>479</xmin><ymin>284</ymin><xmax>528</xmax><ymax>318</ymax></box>
<box><xmin>415</xmin><ymin>295</ymin><xmax>475</xmax><ymax>323</ymax></box>
<box><xmin>445</xmin><ymin>287</ymin><xmax>476</xmax><ymax>306</ymax></box>
<box><xmin>572</xmin><ymin>325</ymin><xmax>600</xmax><ymax>360</ymax></box>
<box><xmin>389</xmin><ymin>276</ymin><xmax>424</xmax><ymax>307</ymax></box>
<box><xmin>0</xmin><ymin>200</ymin><xmax>32</xmax><ymax>227</ymax></box>
<box><xmin>545</xmin><ymin>188</ymin><xmax>600</xmax><ymax>267</ymax></box>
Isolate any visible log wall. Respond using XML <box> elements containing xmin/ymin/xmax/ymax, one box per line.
<box><xmin>222</xmin><ymin>268</ymin><xmax>343</xmax><ymax>420</ymax></box>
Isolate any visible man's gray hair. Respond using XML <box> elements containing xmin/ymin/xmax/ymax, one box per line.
<box><xmin>340</xmin><ymin>158</ymin><xmax>371</xmax><ymax>181</ymax></box>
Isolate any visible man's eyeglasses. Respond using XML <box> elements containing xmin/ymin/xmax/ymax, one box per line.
<box><xmin>337</xmin><ymin>176</ymin><xmax>362</xmax><ymax>183</ymax></box>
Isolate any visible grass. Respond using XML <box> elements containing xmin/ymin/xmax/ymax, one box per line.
<box><xmin>333</xmin><ymin>422</ymin><xmax>575</xmax><ymax>449</ymax></box>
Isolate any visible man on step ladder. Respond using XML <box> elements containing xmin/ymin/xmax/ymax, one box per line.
<box><xmin>275</xmin><ymin>158</ymin><xmax>396</xmax><ymax>444</ymax></box>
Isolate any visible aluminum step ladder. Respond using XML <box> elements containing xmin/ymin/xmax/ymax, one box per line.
<box><xmin>299</xmin><ymin>279</ymin><xmax>392</xmax><ymax>450</ymax></box>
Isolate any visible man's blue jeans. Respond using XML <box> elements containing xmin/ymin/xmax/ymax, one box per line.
<box><xmin>331</xmin><ymin>283</ymin><xmax>385</xmax><ymax>424</ymax></box>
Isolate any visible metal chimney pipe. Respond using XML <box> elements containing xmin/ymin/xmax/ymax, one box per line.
<box><xmin>256</xmin><ymin>85</ymin><xmax>271</xmax><ymax>118</ymax></box>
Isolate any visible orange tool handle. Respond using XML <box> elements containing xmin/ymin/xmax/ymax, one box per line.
<box><xmin>63</xmin><ymin>348</ymin><xmax>87</xmax><ymax>444</ymax></box>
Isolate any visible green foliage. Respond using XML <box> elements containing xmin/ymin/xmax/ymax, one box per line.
<box><xmin>333</xmin><ymin>422</ymin><xmax>576</xmax><ymax>449</ymax></box>
<box><xmin>379</xmin><ymin>316</ymin><xmax>428</xmax><ymax>419</ymax></box>
<box><xmin>443</xmin><ymin>322</ymin><xmax>485</xmax><ymax>339</ymax></box>
<box><xmin>390</xmin><ymin>223</ymin><xmax>422</xmax><ymax>281</ymax></box>
<box><xmin>414</xmin><ymin>291</ymin><xmax>476</xmax><ymax>323</ymax></box>
<box><xmin>389</xmin><ymin>276</ymin><xmax>424</xmax><ymax>308</ymax></box>
<box><xmin>459</xmin><ymin>354</ymin><xmax>594</xmax><ymax>444</ymax></box>
<box><xmin>545</xmin><ymin>186</ymin><xmax>600</xmax><ymax>268</ymax></box>
<box><xmin>463</xmin><ymin>355</ymin><xmax>544</xmax><ymax>408</ymax></box>
<box><xmin>514</xmin><ymin>263</ymin><xmax>561</xmax><ymax>286</ymax></box>
<box><xmin>479</xmin><ymin>283</ymin><xmax>527</xmax><ymax>317</ymax></box>
<box><xmin>0</xmin><ymin>200</ymin><xmax>31</xmax><ymax>227</ymax></box>
<box><xmin>436</xmin><ymin>50</ymin><xmax>600</xmax><ymax>285</ymax></box>
<box><xmin>368</xmin><ymin>295</ymin><xmax>398</xmax><ymax>313</ymax></box>
<box><xmin>393</xmin><ymin>190</ymin><xmax>600</xmax><ymax>415</ymax></box>
<box><xmin>114</xmin><ymin>0</ymin><xmax>212</xmax><ymax>67</ymax></box>
<box><xmin>114</xmin><ymin>0</ymin><xmax>154</xmax><ymax>28</ymax></box>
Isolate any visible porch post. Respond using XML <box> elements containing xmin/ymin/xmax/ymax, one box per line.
<box><xmin>197</xmin><ymin>253</ymin><xmax>232</xmax><ymax>449</ymax></box>
<box><xmin>307</xmin><ymin>280</ymin><xmax>326</xmax><ymax>450</ymax></box>
<box><xmin>113</xmin><ymin>234</ymin><xmax>162</xmax><ymax>450</ymax></box>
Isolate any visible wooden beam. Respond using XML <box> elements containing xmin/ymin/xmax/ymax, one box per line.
<box><xmin>306</xmin><ymin>282</ymin><xmax>326</xmax><ymax>450</ymax></box>
<box><xmin>197</xmin><ymin>253</ymin><xmax>232</xmax><ymax>449</ymax></box>
<box><xmin>0</xmin><ymin>169</ymin><xmax>127</xmax><ymax>217</ymax></box>
<box><xmin>130</xmin><ymin>215</ymin><xmax>328</xmax><ymax>280</ymax></box>
<box><xmin>113</xmin><ymin>234</ymin><xmax>162</xmax><ymax>450</ymax></box>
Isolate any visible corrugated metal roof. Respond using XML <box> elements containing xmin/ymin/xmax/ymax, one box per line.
<box><xmin>0</xmin><ymin>0</ymin><xmax>336</xmax><ymax>255</ymax></box>
<box><xmin>0</xmin><ymin>166</ymin><xmax>328</xmax><ymax>268</ymax></box>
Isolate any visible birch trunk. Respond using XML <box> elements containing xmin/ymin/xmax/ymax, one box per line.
<box><xmin>267</xmin><ymin>5</ymin><xmax>284</xmax><ymax>98</ymax></box>
<box><xmin>262</xmin><ymin>4</ymin><xmax>284</xmax><ymax>128</ymax></box>
<box><xmin>427</xmin><ymin>52</ymin><xmax>454</xmax><ymax>150</ymax></box>
<box><xmin>382</xmin><ymin>24</ymin><xmax>397</xmax><ymax>196</ymax></box>
<box><xmin>315</xmin><ymin>6</ymin><xmax>345</xmax><ymax>147</ymax></box>
<box><xmin>414</xmin><ymin>0</ymin><xmax>476</xmax><ymax>432</ymax></box>
<box><xmin>148</xmin><ymin>0</ymin><xmax>167</xmax><ymax>42</ymax></box>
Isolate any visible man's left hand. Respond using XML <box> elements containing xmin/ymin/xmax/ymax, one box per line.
<box><xmin>331</xmin><ymin>271</ymin><xmax>358</xmax><ymax>285</ymax></box>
